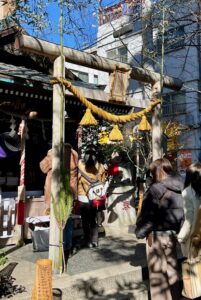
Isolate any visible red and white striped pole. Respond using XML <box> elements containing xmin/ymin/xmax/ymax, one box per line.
<box><xmin>19</xmin><ymin>120</ymin><xmax>25</xmax><ymax>186</ymax></box>
<box><xmin>16</xmin><ymin>119</ymin><xmax>26</xmax><ymax>225</ymax></box>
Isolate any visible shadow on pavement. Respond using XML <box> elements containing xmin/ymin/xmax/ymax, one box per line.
<box><xmin>72</xmin><ymin>277</ymin><xmax>148</xmax><ymax>300</ymax></box>
<box><xmin>68</xmin><ymin>236</ymin><xmax>144</xmax><ymax>275</ymax></box>
<box><xmin>0</xmin><ymin>275</ymin><xmax>26</xmax><ymax>299</ymax></box>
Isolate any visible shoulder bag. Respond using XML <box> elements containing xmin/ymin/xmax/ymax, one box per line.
<box><xmin>79</xmin><ymin>165</ymin><xmax>106</xmax><ymax>210</ymax></box>
<box><xmin>181</xmin><ymin>244</ymin><xmax>201</xmax><ymax>299</ymax></box>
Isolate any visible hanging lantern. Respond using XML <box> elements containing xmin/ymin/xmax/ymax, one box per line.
<box><xmin>109</xmin><ymin>125</ymin><xmax>124</xmax><ymax>141</ymax></box>
<box><xmin>79</xmin><ymin>108</ymin><xmax>98</xmax><ymax>126</ymax></box>
<box><xmin>138</xmin><ymin>115</ymin><xmax>151</xmax><ymax>131</ymax></box>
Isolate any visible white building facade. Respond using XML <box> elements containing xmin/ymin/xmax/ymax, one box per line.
<box><xmin>65</xmin><ymin>62</ymin><xmax>108</xmax><ymax>88</ymax></box>
<box><xmin>86</xmin><ymin>0</ymin><xmax>201</xmax><ymax>167</ymax></box>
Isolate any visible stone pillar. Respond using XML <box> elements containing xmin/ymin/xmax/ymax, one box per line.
<box><xmin>102</xmin><ymin>162</ymin><xmax>136</xmax><ymax>237</ymax></box>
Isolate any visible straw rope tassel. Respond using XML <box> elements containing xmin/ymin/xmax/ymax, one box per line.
<box><xmin>79</xmin><ymin>108</ymin><xmax>98</xmax><ymax>126</ymax></box>
<box><xmin>109</xmin><ymin>125</ymin><xmax>124</xmax><ymax>141</ymax></box>
<box><xmin>51</xmin><ymin>78</ymin><xmax>160</xmax><ymax>124</ymax></box>
<box><xmin>138</xmin><ymin>115</ymin><xmax>151</xmax><ymax>131</ymax></box>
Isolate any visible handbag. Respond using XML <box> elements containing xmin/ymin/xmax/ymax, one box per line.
<box><xmin>79</xmin><ymin>165</ymin><xmax>106</xmax><ymax>210</ymax></box>
<box><xmin>191</xmin><ymin>204</ymin><xmax>201</xmax><ymax>247</ymax></box>
<box><xmin>181</xmin><ymin>244</ymin><xmax>201</xmax><ymax>299</ymax></box>
<box><xmin>32</xmin><ymin>228</ymin><xmax>49</xmax><ymax>252</ymax></box>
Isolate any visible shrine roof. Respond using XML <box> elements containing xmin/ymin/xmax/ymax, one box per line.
<box><xmin>0</xmin><ymin>60</ymin><xmax>135</xmax><ymax>119</ymax></box>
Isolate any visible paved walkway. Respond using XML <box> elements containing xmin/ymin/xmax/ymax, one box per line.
<box><xmin>0</xmin><ymin>234</ymin><xmax>148</xmax><ymax>299</ymax></box>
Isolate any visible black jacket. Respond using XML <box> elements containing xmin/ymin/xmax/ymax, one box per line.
<box><xmin>135</xmin><ymin>174</ymin><xmax>184</xmax><ymax>239</ymax></box>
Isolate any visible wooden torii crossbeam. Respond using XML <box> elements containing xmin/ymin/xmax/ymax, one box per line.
<box><xmin>18</xmin><ymin>34</ymin><xmax>182</xmax><ymax>91</ymax></box>
<box><xmin>16</xmin><ymin>33</ymin><xmax>182</xmax><ymax>273</ymax></box>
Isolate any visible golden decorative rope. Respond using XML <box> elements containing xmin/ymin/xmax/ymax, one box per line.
<box><xmin>51</xmin><ymin>77</ymin><xmax>160</xmax><ymax>124</ymax></box>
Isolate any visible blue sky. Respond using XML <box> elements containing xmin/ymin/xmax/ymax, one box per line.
<box><xmin>22</xmin><ymin>0</ymin><xmax>121</xmax><ymax>50</ymax></box>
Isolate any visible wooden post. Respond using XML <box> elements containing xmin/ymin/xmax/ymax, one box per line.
<box><xmin>49</xmin><ymin>55</ymin><xmax>65</xmax><ymax>273</ymax></box>
<box><xmin>151</xmin><ymin>81</ymin><xmax>163</xmax><ymax>160</ymax></box>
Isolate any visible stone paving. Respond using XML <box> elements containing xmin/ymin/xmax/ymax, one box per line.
<box><xmin>0</xmin><ymin>234</ymin><xmax>149</xmax><ymax>299</ymax></box>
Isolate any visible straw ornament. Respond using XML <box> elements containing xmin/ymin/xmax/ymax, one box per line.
<box><xmin>138</xmin><ymin>115</ymin><xmax>151</xmax><ymax>131</ymax></box>
<box><xmin>109</xmin><ymin>125</ymin><xmax>124</xmax><ymax>141</ymax></box>
<box><xmin>79</xmin><ymin>109</ymin><xmax>98</xmax><ymax>126</ymax></box>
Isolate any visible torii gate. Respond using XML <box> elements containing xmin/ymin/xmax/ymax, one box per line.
<box><xmin>17</xmin><ymin>33</ymin><xmax>182</xmax><ymax>272</ymax></box>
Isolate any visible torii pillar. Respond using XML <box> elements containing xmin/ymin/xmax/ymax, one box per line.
<box><xmin>151</xmin><ymin>81</ymin><xmax>163</xmax><ymax>160</ymax></box>
<box><xmin>49</xmin><ymin>55</ymin><xmax>65</xmax><ymax>272</ymax></box>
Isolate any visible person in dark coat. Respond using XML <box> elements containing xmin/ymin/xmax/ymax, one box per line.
<box><xmin>135</xmin><ymin>158</ymin><xmax>184</xmax><ymax>300</ymax></box>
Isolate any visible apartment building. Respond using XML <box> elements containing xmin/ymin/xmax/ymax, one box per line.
<box><xmin>86</xmin><ymin>0</ymin><xmax>201</xmax><ymax>168</ymax></box>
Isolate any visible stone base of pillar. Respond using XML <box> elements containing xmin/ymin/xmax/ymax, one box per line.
<box><xmin>102</xmin><ymin>185</ymin><xmax>136</xmax><ymax>238</ymax></box>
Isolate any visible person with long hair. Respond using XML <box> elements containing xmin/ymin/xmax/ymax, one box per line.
<box><xmin>78</xmin><ymin>145</ymin><xmax>105</xmax><ymax>248</ymax></box>
<box><xmin>135</xmin><ymin>158</ymin><xmax>184</xmax><ymax>300</ymax></box>
<box><xmin>177</xmin><ymin>163</ymin><xmax>201</xmax><ymax>257</ymax></box>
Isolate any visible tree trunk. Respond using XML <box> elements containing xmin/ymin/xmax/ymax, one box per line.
<box><xmin>141</xmin><ymin>1</ymin><xmax>162</xmax><ymax>160</ymax></box>
<box><xmin>141</xmin><ymin>0</ymin><xmax>155</xmax><ymax>101</ymax></box>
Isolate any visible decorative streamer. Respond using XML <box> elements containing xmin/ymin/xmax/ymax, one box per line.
<box><xmin>9</xmin><ymin>116</ymin><xmax>16</xmax><ymax>136</ymax></box>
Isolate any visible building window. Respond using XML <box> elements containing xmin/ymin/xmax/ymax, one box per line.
<box><xmin>107</xmin><ymin>46</ymin><xmax>128</xmax><ymax>63</ymax></box>
<box><xmin>70</xmin><ymin>70</ymin><xmax>89</xmax><ymax>83</ymax></box>
<box><xmin>94</xmin><ymin>75</ymin><xmax>98</xmax><ymax>85</ymax></box>
<box><xmin>157</xmin><ymin>26</ymin><xmax>185</xmax><ymax>53</ymax></box>
<box><xmin>163</xmin><ymin>92</ymin><xmax>186</xmax><ymax>117</ymax></box>
<box><xmin>78</xmin><ymin>72</ymin><xmax>89</xmax><ymax>83</ymax></box>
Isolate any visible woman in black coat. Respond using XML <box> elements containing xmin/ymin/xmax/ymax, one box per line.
<box><xmin>135</xmin><ymin>158</ymin><xmax>184</xmax><ymax>300</ymax></box>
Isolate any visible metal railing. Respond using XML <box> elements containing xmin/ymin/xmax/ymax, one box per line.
<box><xmin>163</xmin><ymin>103</ymin><xmax>186</xmax><ymax>117</ymax></box>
